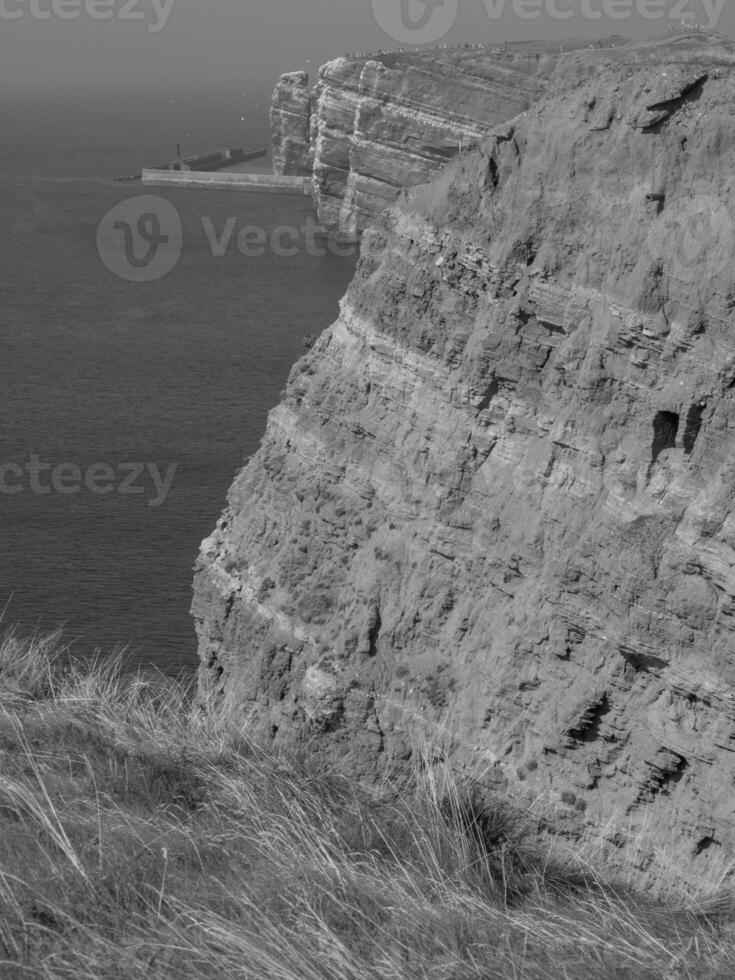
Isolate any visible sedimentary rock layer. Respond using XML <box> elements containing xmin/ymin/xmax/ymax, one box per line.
<box><xmin>271</xmin><ymin>41</ymin><xmax>587</xmax><ymax>234</ymax></box>
<box><xmin>196</xmin><ymin>32</ymin><xmax>735</xmax><ymax>874</ymax></box>
<box><xmin>271</xmin><ymin>70</ymin><xmax>313</xmax><ymax>178</ymax></box>
<box><xmin>270</xmin><ymin>35</ymin><xmax>720</xmax><ymax>235</ymax></box>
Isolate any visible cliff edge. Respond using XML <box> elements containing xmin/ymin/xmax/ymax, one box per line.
<box><xmin>269</xmin><ymin>34</ymin><xmax>717</xmax><ymax>236</ymax></box>
<box><xmin>195</xmin><ymin>32</ymin><xmax>735</xmax><ymax>874</ymax></box>
<box><xmin>270</xmin><ymin>41</ymin><xmax>579</xmax><ymax>234</ymax></box>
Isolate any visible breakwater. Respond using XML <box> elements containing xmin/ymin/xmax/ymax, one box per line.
<box><xmin>141</xmin><ymin>170</ymin><xmax>312</xmax><ymax>195</ymax></box>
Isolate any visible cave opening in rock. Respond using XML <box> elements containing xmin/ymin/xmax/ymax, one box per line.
<box><xmin>652</xmin><ymin>410</ymin><xmax>679</xmax><ymax>462</ymax></box>
<box><xmin>682</xmin><ymin>403</ymin><xmax>705</xmax><ymax>454</ymax></box>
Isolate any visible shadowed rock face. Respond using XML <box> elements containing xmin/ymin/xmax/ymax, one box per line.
<box><xmin>195</xmin><ymin>33</ymin><xmax>735</xmax><ymax>875</ymax></box>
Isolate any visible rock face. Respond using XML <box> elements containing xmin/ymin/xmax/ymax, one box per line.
<box><xmin>270</xmin><ymin>42</ymin><xmax>591</xmax><ymax>235</ymax></box>
<box><xmin>271</xmin><ymin>71</ymin><xmax>313</xmax><ymax>177</ymax></box>
<box><xmin>194</xmin><ymin>32</ymin><xmax>735</xmax><ymax>874</ymax></box>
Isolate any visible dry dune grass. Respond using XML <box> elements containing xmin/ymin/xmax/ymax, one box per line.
<box><xmin>0</xmin><ymin>630</ymin><xmax>733</xmax><ymax>979</ymax></box>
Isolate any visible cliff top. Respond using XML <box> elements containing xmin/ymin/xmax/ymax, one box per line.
<box><xmin>327</xmin><ymin>29</ymin><xmax>735</xmax><ymax>75</ymax></box>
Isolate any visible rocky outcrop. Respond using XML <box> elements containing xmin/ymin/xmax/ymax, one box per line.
<box><xmin>270</xmin><ymin>36</ymin><xmax>726</xmax><ymax>236</ymax></box>
<box><xmin>270</xmin><ymin>42</ymin><xmax>591</xmax><ymax>235</ymax></box>
<box><xmin>271</xmin><ymin>71</ymin><xmax>313</xmax><ymax>177</ymax></box>
<box><xmin>195</xmin><ymin>32</ymin><xmax>735</xmax><ymax>876</ymax></box>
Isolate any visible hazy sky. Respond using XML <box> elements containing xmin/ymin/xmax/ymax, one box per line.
<box><xmin>2</xmin><ymin>0</ymin><xmax>733</xmax><ymax>100</ymax></box>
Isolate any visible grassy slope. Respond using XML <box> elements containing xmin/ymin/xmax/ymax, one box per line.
<box><xmin>0</xmin><ymin>632</ymin><xmax>733</xmax><ymax>979</ymax></box>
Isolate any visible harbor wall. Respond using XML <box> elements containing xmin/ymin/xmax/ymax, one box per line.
<box><xmin>141</xmin><ymin>170</ymin><xmax>312</xmax><ymax>195</ymax></box>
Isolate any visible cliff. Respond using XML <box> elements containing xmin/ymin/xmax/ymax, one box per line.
<box><xmin>270</xmin><ymin>41</ymin><xmax>608</xmax><ymax>235</ymax></box>
<box><xmin>271</xmin><ymin>35</ymin><xmax>735</xmax><ymax>237</ymax></box>
<box><xmin>270</xmin><ymin>71</ymin><xmax>314</xmax><ymax>178</ymax></box>
<box><xmin>194</xmin><ymin>32</ymin><xmax>735</xmax><ymax>875</ymax></box>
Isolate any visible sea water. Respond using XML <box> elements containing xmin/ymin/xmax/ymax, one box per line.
<box><xmin>0</xmin><ymin>89</ymin><xmax>357</xmax><ymax>674</ymax></box>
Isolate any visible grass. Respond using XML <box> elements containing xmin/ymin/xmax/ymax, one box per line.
<box><xmin>0</xmin><ymin>631</ymin><xmax>733</xmax><ymax>979</ymax></box>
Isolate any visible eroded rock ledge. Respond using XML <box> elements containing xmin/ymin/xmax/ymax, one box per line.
<box><xmin>196</xmin><ymin>32</ymin><xmax>735</xmax><ymax>875</ymax></box>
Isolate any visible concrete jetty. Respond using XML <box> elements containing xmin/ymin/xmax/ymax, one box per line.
<box><xmin>141</xmin><ymin>169</ymin><xmax>312</xmax><ymax>195</ymax></box>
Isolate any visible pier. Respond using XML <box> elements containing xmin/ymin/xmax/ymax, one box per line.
<box><xmin>115</xmin><ymin>146</ymin><xmax>276</xmax><ymax>184</ymax></box>
<box><xmin>141</xmin><ymin>169</ymin><xmax>312</xmax><ymax>195</ymax></box>
<box><xmin>139</xmin><ymin>144</ymin><xmax>311</xmax><ymax>196</ymax></box>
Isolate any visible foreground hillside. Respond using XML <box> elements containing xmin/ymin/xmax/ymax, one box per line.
<box><xmin>0</xmin><ymin>632</ymin><xmax>734</xmax><ymax>979</ymax></box>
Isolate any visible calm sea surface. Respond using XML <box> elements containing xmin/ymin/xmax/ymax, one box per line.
<box><xmin>0</xmin><ymin>90</ymin><xmax>357</xmax><ymax>674</ymax></box>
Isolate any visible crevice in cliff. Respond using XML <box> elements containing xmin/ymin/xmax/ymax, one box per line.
<box><xmin>476</xmin><ymin>379</ymin><xmax>500</xmax><ymax>411</ymax></box>
<box><xmin>205</xmin><ymin>652</ymin><xmax>224</xmax><ymax>693</ymax></box>
<box><xmin>367</xmin><ymin>604</ymin><xmax>382</xmax><ymax>658</ymax></box>
<box><xmin>634</xmin><ymin>750</ymin><xmax>688</xmax><ymax>805</ymax></box>
<box><xmin>651</xmin><ymin>410</ymin><xmax>679</xmax><ymax>463</ymax></box>
<box><xmin>260</xmin><ymin>645</ymin><xmax>294</xmax><ymax>703</ymax></box>
<box><xmin>620</xmin><ymin>646</ymin><xmax>668</xmax><ymax>675</ymax></box>
<box><xmin>566</xmin><ymin>693</ymin><xmax>612</xmax><ymax>745</ymax></box>
<box><xmin>485</xmin><ymin>154</ymin><xmax>499</xmax><ymax>190</ymax></box>
<box><xmin>641</xmin><ymin>74</ymin><xmax>708</xmax><ymax>133</ymax></box>
<box><xmin>682</xmin><ymin>403</ymin><xmax>705</xmax><ymax>454</ymax></box>
<box><xmin>694</xmin><ymin>835</ymin><xmax>720</xmax><ymax>856</ymax></box>
<box><xmin>426</xmin><ymin>144</ymin><xmax>464</xmax><ymax>161</ymax></box>
<box><xmin>540</xmin><ymin>319</ymin><xmax>565</xmax><ymax>336</ymax></box>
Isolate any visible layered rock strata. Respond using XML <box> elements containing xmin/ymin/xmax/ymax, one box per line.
<box><xmin>196</xmin><ymin>33</ymin><xmax>735</xmax><ymax>873</ymax></box>
<box><xmin>270</xmin><ymin>71</ymin><xmax>313</xmax><ymax>177</ymax></box>
<box><xmin>271</xmin><ymin>42</ymin><xmax>583</xmax><ymax>234</ymax></box>
<box><xmin>270</xmin><ymin>35</ymin><xmax>725</xmax><ymax>235</ymax></box>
